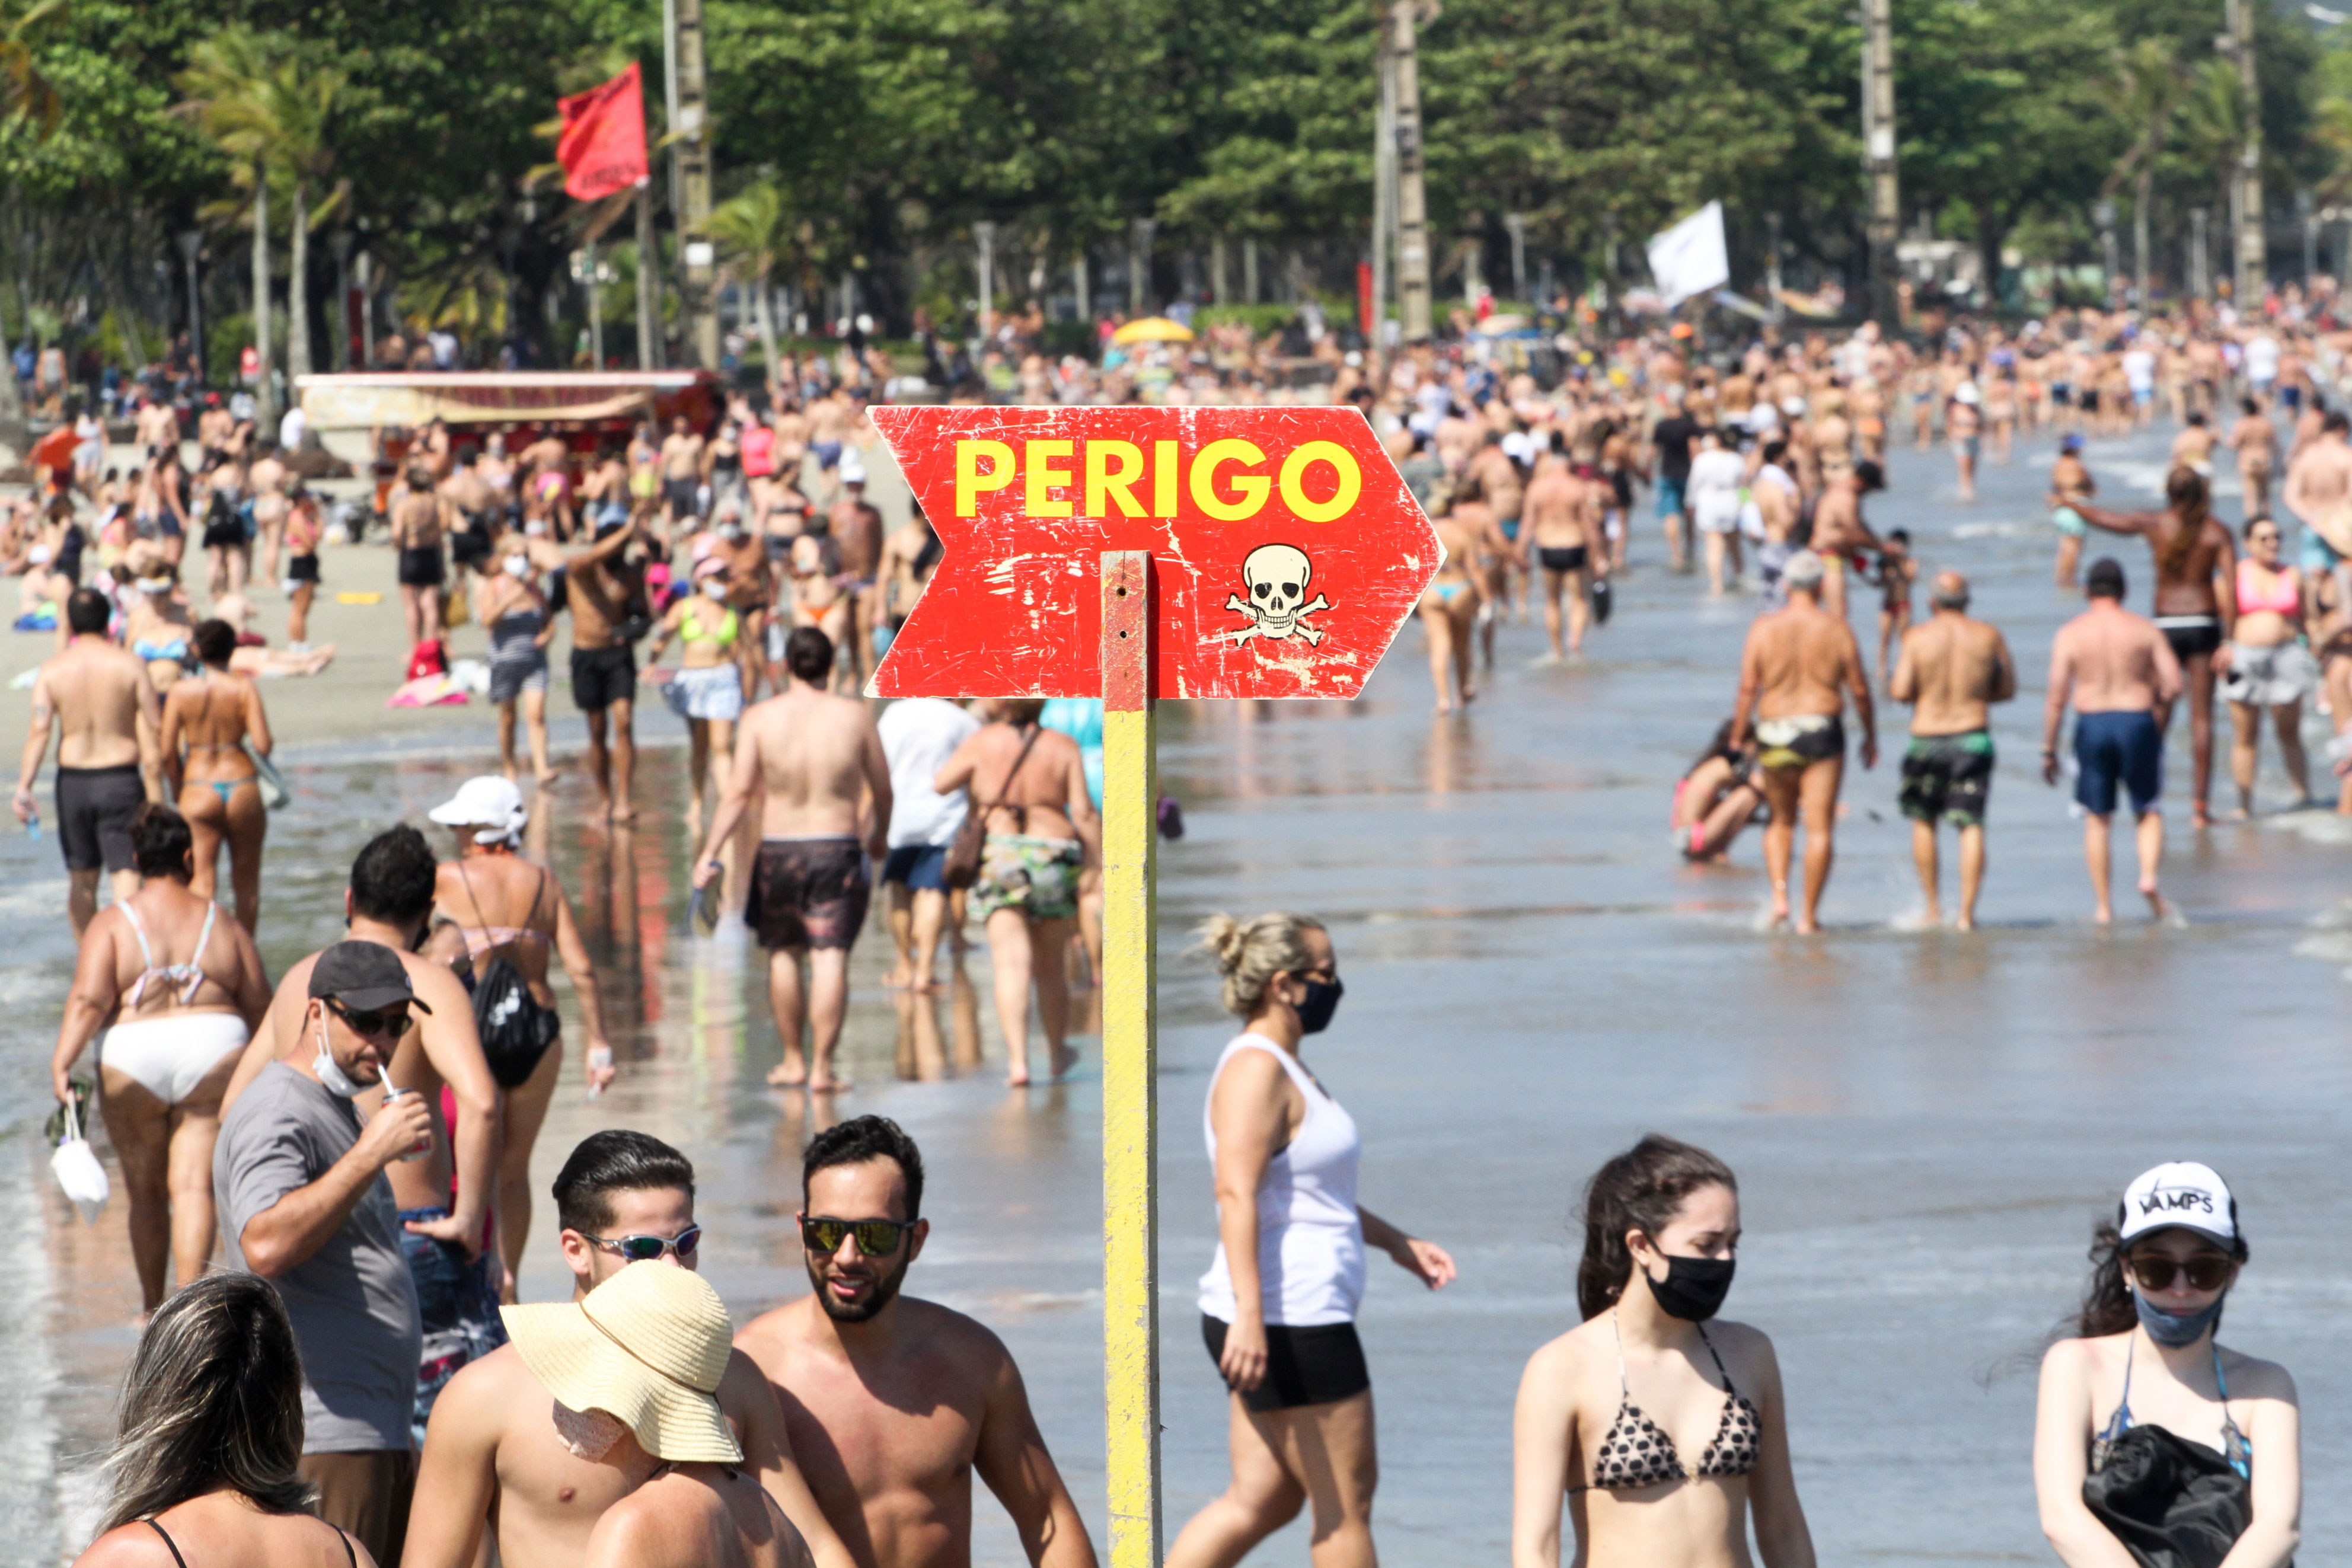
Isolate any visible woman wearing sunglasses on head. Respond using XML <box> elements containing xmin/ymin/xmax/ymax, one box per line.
<box><xmin>1510</xmin><ymin>1135</ymin><xmax>1814</xmax><ymax>1568</ymax></box>
<box><xmin>1166</xmin><ymin>913</ymin><xmax>1455</xmax><ymax>1568</ymax></box>
<box><xmin>2034</xmin><ymin>1162</ymin><xmax>2300</xmax><ymax>1568</ymax></box>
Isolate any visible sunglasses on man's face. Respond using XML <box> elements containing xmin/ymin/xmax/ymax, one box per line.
<box><xmin>2127</xmin><ymin>1251</ymin><xmax>2234</xmax><ymax>1294</ymax></box>
<box><xmin>328</xmin><ymin>1000</ymin><xmax>411</xmax><ymax>1039</ymax></box>
<box><xmin>583</xmin><ymin>1226</ymin><xmax>701</xmax><ymax>1262</ymax></box>
<box><xmin>800</xmin><ymin>1216</ymin><xmax>915</xmax><ymax>1257</ymax></box>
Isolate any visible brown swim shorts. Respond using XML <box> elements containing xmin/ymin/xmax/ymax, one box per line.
<box><xmin>745</xmin><ymin>836</ymin><xmax>870</xmax><ymax>951</ymax></box>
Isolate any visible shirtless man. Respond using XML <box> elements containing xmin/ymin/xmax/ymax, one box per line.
<box><xmin>709</xmin><ymin>502</ymin><xmax>776</xmax><ymax>697</ymax></box>
<box><xmin>14</xmin><ymin>587</ymin><xmax>161</xmax><ymax>934</ymax></box>
<box><xmin>1468</xmin><ymin>432</ymin><xmax>1528</xmax><ymax>613</ymax></box>
<box><xmin>1888</xmin><ymin>571</ymin><xmax>2016</xmax><ymax>930</ymax></box>
<box><xmin>565</xmin><ymin>517</ymin><xmax>649</xmax><ymax>820</ymax></box>
<box><xmin>135</xmin><ymin>395</ymin><xmax>180</xmax><ymax>460</ymax></box>
<box><xmin>217</xmin><ymin>823</ymin><xmax>503</xmax><ymax>1433</ymax></box>
<box><xmin>808</xmin><ymin>393</ymin><xmax>856</xmax><ymax>504</ymax></box>
<box><xmin>2283</xmin><ymin>408</ymin><xmax>2352</xmax><ymax>603</ymax></box>
<box><xmin>1808</xmin><ymin>459</ymin><xmax>1888</xmax><ymax>621</ymax></box>
<box><xmin>390</xmin><ymin>464</ymin><xmax>451</xmax><ymax>649</ymax></box>
<box><xmin>441</xmin><ymin>448</ymin><xmax>502</xmax><ymax>587</ymax></box>
<box><xmin>2232</xmin><ymin>397</ymin><xmax>2281</xmax><ymax>518</ymax></box>
<box><xmin>661</xmin><ymin>415</ymin><xmax>708</xmax><ymax>529</ymax></box>
<box><xmin>691</xmin><ymin>627</ymin><xmax>891</xmax><ymax>1093</ymax></box>
<box><xmin>829</xmin><ymin>456</ymin><xmax>886</xmax><ymax>683</ymax></box>
<box><xmin>2049</xmin><ymin>434</ymin><xmax>2095</xmax><ymax>588</ymax></box>
<box><xmin>2170</xmin><ymin>411</ymin><xmax>2217</xmax><ymax>475</ymax></box>
<box><xmin>2043</xmin><ymin>558</ymin><xmax>2184</xmax><ymax>923</ymax></box>
<box><xmin>1730</xmin><ymin>550</ymin><xmax>1877</xmax><ymax>934</ymax></box>
<box><xmin>409</xmin><ymin>1129</ymin><xmax>851</xmax><ymax>1568</ymax></box>
<box><xmin>1523</xmin><ymin>441</ymin><xmax>1606</xmax><ymax>661</ymax></box>
<box><xmin>735</xmin><ymin>1116</ymin><xmax>1098</xmax><ymax>1568</ymax></box>
<box><xmin>247</xmin><ymin>445</ymin><xmax>289</xmax><ymax>582</ymax></box>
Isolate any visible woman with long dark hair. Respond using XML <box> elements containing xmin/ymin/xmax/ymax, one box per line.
<box><xmin>160</xmin><ymin>618</ymin><xmax>272</xmax><ymax>933</ymax></box>
<box><xmin>2072</xmin><ymin>465</ymin><xmax>2240</xmax><ymax>828</ymax></box>
<box><xmin>74</xmin><ymin>1272</ymin><xmax>375</xmax><ymax>1565</ymax></box>
<box><xmin>1511</xmin><ymin>1134</ymin><xmax>1814</xmax><ymax>1568</ymax></box>
<box><xmin>2033</xmin><ymin>1162</ymin><xmax>2299</xmax><ymax>1568</ymax></box>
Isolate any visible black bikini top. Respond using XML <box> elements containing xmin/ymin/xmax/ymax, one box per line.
<box><xmin>1578</xmin><ymin>1310</ymin><xmax>1763</xmax><ymax>1492</ymax></box>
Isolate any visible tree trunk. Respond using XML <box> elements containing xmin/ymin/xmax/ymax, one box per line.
<box><xmin>1974</xmin><ymin>200</ymin><xmax>2008</xmax><ymax>313</ymax></box>
<box><xmin>754</xmin><ymin>267</ymin><xmax>778</xmax><ymax>388</ymax></box>
<box><xmin>252</xmin><ymin>168</ymin><xmax>275</xmax><ymax>430</ymax></box>
<box><xmin>635</xmin><ymin>182</ymin><xmax>659</xmax><ymax>370</ymax></box>
<box><xmin>2136</xmin><ymin>165</ymin><xmax>2154</xmax><ymax>302</ymax></box>
<box><xmin>288</xmin><ymin>177</ymin><xmax>311</xmax><ymax>389</ymax></box>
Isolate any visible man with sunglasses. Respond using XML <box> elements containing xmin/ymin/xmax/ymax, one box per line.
<box><xmin>215</xmin><ymin>941</ymin><xmax>440</xmax><ymax>1566</ymax></box>
<box><xmin>221</xmin><ymin>824</ymin><xmax>503</xmax><ymax>1442</ymax></box>
<box><xmin>736</xmin><ymin>1115</ymin><xmax>1099</xmax><ymax>1568</ymax></box>
<box><xmin>408</xmin><ymin>1129</ymin><xmax>854</xmax><ymax>1568</ymax></box>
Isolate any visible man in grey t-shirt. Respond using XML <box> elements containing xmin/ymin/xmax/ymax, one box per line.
<box><xmin>216</xmin><ymin>941</ymin><xmax>436</xmax><ymax>1567</ymax></box>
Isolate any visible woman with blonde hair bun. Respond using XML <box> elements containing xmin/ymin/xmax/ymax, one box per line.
<box><xmin>1166</xmin><ymin>912</ymin><xmax>1455</xmax><ymax>1568</ymax></box>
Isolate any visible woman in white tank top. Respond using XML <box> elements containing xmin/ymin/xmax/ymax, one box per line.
<box><xmin>1168</xmin><ymin>912</ymin><xmax>1455</xmax><ymax>1568</ymax></box>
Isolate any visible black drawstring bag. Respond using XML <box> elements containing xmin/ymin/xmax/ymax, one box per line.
<box><xmin>2082</xmin><ymin>1426</ymin><xmax>2255</xmax><ymax>1568</ymax></box>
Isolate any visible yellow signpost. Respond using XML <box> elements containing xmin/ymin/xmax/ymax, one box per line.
<box><xmin>1099</xmin><ymin>551</ymin><xmax>1162</xmax><ymax>1567</ymax></box>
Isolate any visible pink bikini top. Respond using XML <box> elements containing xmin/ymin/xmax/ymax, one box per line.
<box><xmin>2235</xmin><ymin>560</ymin><xmax>2300</xmax><ymax>617</ymax></box>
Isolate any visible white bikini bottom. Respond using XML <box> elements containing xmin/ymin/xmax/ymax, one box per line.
<box><xmin>97</xmin><ymin>1013</ymin><xmax>250</xmax><ymax>1106</ymax></box>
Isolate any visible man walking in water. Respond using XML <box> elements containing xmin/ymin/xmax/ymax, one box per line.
<box><xmin>691</xmin><ymin>628</ymin><xmax>890</xmax><ymax>1093</ymax></box>
<box><xmin>735</xmin><ymin>1116</ymin><xmax>1099</xmax><ymax>1568</ymax></box>
<box><xmin>1888</xmin><ymin>571</ymin><xmax>2016</xmax><ymax>930</ymax></box>
<box><xmin>1522</xmin><ymin>439</ymin><xmax>1606</xmax><ymax>661</ymax></box>
<box><xmin>565</xmin><ymin>516</ymin><xmax>647</xmax><ymax>822</ymax></box>
<box><xmin>14</xmin><ymin>587</ymin><xmax>160</xmax><ymax>935</ymax></box>
<box><xmin>1731</xmin><ymin>550</ymin><xmax>1876</xmax><ymax>933</ymax></box>
<box><xmin>2284</xmin><ymin>408</ymin><xmax>2352</xmax><ymax>609</ymax></box>
<box><xmin>2043</xmin><ymin>558</ymin><xmax>2183</xmax><ymax>923</ymax></box>
<box><xmin>1809</xmin><ymin>459</ymin><xmax>1888</xmax><ymax>621</ymax></box>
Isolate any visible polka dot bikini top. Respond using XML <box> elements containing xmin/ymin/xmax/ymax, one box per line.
<box><xmin>1579</xmin><ymin>1309</ymin><xmax>1763</xmax><ymax>1492</ymax></box>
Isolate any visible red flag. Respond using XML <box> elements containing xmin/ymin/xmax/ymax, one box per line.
<box><xmin>556</xmin><ymin>63</ymin><xmax>649</xmax><ymax>203</ymax></box>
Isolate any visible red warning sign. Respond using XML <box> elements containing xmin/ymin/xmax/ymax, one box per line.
<box><xmin>868</xmin><ymin>406</ymin><xmax>1440</xmax><ymax>701</ymax></box>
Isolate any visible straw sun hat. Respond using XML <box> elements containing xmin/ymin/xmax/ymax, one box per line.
<box><xmin>500</xmin><ymin>1263</ymin><xmax>742</xmax><ymax>1463</ymax></box>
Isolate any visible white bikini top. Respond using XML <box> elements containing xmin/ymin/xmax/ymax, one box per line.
<box><xmin>121</xmin><ymin>899</ymin><xmax>219</xmax><ymax>1009</ymax></box>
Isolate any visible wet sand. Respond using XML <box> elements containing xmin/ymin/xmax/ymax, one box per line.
<box><xmin>4</xmin><ymin>417</ymin><xmax>2349</xmax><ymax>1564</ymax></box>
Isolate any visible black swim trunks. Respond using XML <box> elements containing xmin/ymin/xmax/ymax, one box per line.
<box><xmin>1898</xmin><ymin>730</ymin><xmax>1994</xmax><ymax>826</ymax></box>
<box><xmin>449</xmin><ymin>516</ymin><xmax>494</xmax><ymax>569</ymax></box>
<box><xmin>56</xmin><ymin>762</ymin><xmax>145</xmax><ymax>873</ymax></box>
<box><xmin>1537</xmin><ymin>545</ymin><xmax>1588</xmax><ymax>574</ymax></box>
<box><xmin>1756</xmin><ymin>714</ymin><xmax>1845</xmax><ymax>771</ymax></box>
<box><xmin>745</xmin><ymin>836</ymin><xmax>871</xmax><ymax>951</ymax></box>
<box><xmin>569</xmin><ymin>644</ymin><xmax>636</xmax><ymax>712</ymax></box>
<box><xmin>397</xmin><ymin>545</ymin><xmax>446</xmax><ymax>587</ymax></box>
<box><xmin>2156</xmin><ymin>615</ymin><xmax>2223</xmax><ymax>662</ymax></box>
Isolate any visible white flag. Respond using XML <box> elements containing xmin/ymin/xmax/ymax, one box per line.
<box><xmin>1646</xmin><ymin>202</ymin><xmax>1730</xmax><ymax>308</ymax></box>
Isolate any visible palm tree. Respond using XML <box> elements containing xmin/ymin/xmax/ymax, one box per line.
<box><xmin>709</xmin><ymin>181</ymin><xmax>789</xmax><ymax>377</ymax></box>
<box><xmin>264</xmin><ymin>54</ymin><xmax>347</xmax><ymax>387</ymax></box>
<box><xmin>0</xmin><ymin>0</ymin><xmax>67</xmax><ymax>440</ymax></box>
<box><xmin>0</xmin><ymin>0</ymin><xmax>65</xmax><ymax>137</ymax></box>
<box><xmin>2105</xmin><ymin>39</ymin><xmax>2186</xmax><ymax>301</ymax></box>
<box><xmin>178</xmin><ymin>27</ymin><xmax>294</xmax><ymax>426</ymax></box>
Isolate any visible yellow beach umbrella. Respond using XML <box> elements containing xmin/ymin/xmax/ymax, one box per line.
<box><xmin>1110</xmin><ymin>316</ymin><xmax>1196</xmax><ymax>345</ymax></box>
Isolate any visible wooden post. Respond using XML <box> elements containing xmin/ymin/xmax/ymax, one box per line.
<box><xmin>1099</xmin><ymin>550</ymin><xmax>1161</xmax><ymax>1568</ymax></box>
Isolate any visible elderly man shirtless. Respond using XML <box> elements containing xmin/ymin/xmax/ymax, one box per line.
<box><xmin>1731</xmin><ymin>550</ymin><xmax>1877</xmax><ymax>933</ymax></box>
<box><xmin>1889</xmin><ymin>571</ymin><xmax>2016</xmax><ymax>930</ymax></box>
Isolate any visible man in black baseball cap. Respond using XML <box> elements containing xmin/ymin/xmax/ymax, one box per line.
<box><xmin>215</xmin><ymin>935</ymin><xmax>442</xmax><ymax>1566</ymax></box>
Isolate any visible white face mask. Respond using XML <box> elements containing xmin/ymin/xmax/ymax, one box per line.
<box><xmin>313</xmin><ymin>1021</ymin><xmax>365</xmax><ymax>1099</ymax></box>
<box><xmin>504</xmin><ymin>554</ymin><xmax>531</xmax><ymax>579</ymax></box>
<box><xmin>701</xmin><ymin>579</ymin><xmax>728</xmax><ymax>600</ymax></box>
<box><xmin>552</xmin><ymin>1401</ymin><xmax>628</xmax><ymax>1461</ymax></box>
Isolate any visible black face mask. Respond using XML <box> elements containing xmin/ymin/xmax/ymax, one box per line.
<box><xmin>1295</xmin><ymin>978</ymin><xmax>1344</xmax><ymax>1035</ymax></box>
<box><xmin>1645</xmin><ymin>1254</ymin><xmax>1735</xmax><ymax>1321</ymax></box>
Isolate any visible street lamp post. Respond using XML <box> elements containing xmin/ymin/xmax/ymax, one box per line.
<box><xmin>1129</xmin><ymin>219</ymin><xmax>1157</xmax><ymax>317</ymax></box>
<box><xmin>2095</xmin><ymin>199</ymin><xmax>2119</xmax><ymax>305</ymax></box>
<box><xmin>2300</xmin><ymin>190</ymin><xmax>2318</xmax><ymax>285</ymax></box>
<box><xmin>1765</xmin><ymin>212</ymin><xmax>1785</xmax><ymax>326</ymax></box>
<box><xmin>975</xmin><ymin>220</ymin><xmax>997</xmax><ymax>347</ymax></box>
<box><xmin>176</xmin><ymin>230</ymin><xmax>205</xmax><ymax>382</ymax></box>
<box><xmin>2190</xmin><ymin>208</ymin><xmax>2211</xmax><ymax>302</ymax></box>
<box><xmin>1504</xmin><ymin>212</ymin><xmax>1528</xmax><ymax>303</ymax></box>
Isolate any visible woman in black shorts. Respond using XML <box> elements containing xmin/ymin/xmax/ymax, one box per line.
<box><xmin>2071</xmin><ymin>464</ymin><xmax>2238</xmax><ymax>828</ymax></box>
<box><xmin>1168</xmin><ymin>912</ymin><xmax>1454</xmax><ymax>1568</ymax></box>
